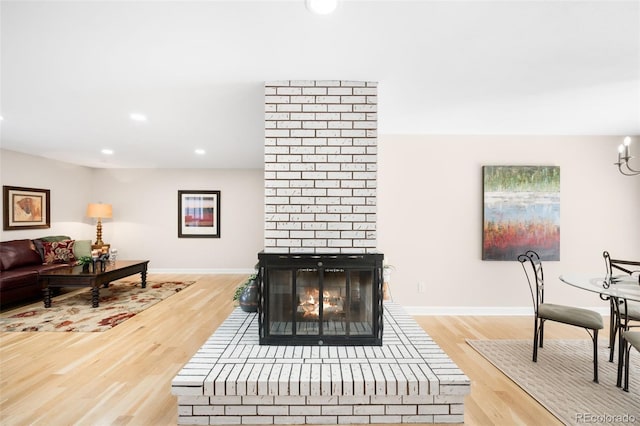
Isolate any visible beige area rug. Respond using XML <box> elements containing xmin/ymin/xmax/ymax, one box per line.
<box><xmin>0</xmin><ymin>280</ymin><xmax>194</xmax><ymax>332</ymax></box>
<box><xmin>467</xmin><ymin>339</ymin><xmax>640</xmax><ymax>425</ymax></box>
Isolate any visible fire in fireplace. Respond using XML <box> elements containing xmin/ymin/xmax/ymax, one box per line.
<box><xmin>257</xmin><ymin>252</ymin><xmax>384</xmax><ymax>346</ymax></box>
<box><xmin>298</xmin><ymin>285</ymin><xmax>342</xmax><ymax>319</ymax></box>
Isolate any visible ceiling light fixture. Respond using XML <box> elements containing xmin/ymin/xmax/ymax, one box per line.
<box><xmin>129</xmin><ymin>113</ymin><xmax>147</xmax><ymax>122</ymax></box>
<box><xmin>615</xmin><ymin>136</ymin><xmax>639</xmax><ymax>176</ymax></box>
<box><xmin>306</xmin><ymin>0</ymin><xmax>338</xmax><ymax>15</ymax></box>
<box><xmin>101</xmin><ymin>149</ymin><xmax>114</xmax><ymax>155</ymax></box>
<box><xmin>195</xmin><ymin>149</ymin><xmax>206</xmax><ymax>155</ymax></box>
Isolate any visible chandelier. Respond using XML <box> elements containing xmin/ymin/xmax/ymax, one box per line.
<box><xmin>615</xmin><ymin>136</ymin><xmax>640</xmax><ymax>176</ymax></box>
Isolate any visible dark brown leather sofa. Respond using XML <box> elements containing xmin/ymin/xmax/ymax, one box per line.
<box><xmin>0</xmin><ymin>238</ymin><xmax>69</xmax><ymax>308</ymax></box>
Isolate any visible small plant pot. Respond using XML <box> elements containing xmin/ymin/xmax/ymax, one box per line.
<box><xmin>239</xmin><ymin>279</ymin><xmax>258</xmax><ymax>312</ymax></box>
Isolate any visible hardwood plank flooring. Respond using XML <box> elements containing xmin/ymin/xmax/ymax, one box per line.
<box><xmin>0</xmin><ymin>274</ymin><xmax>608</xmax><ymax>425</ymax></box>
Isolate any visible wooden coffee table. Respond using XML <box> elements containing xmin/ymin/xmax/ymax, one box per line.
<box><xmin>39</xmin><ymin>260</ymin><xmax>149</xmax><ymax>308</ymax></box>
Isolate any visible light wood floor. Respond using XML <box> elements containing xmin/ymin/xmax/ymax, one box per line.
<box><xmin>0</xmin><ymin>274</ymin><xmax>609</xmax><ymax>426</ymax></box>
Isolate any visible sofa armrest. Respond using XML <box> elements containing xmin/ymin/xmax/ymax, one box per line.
<box><xmin>0</xmin><ymin>240</ymin><xmax>43</xmax><ymax>271</ymax></box>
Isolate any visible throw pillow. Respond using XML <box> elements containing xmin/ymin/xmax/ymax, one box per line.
<box><xmin>72</xmin><ymin>239</ymin><xmax>92</xmax><ymax>259</ymax></box>
<box><xmin>33</xmin><ymin>236</ymin><xmax>71</xmax><ymax>260</ymax></box>
<box><xmin>32</xmin><ymin>239</ymin><xmax>46</xmax><ymax>261</ymax></box>
<box><xmin>42</xmin><ymin>240</ymin><xmax>76</xmax><ymax>264</ymax></box>
<box><xmin>37</xmin><ymin>235</ymin><xmax>72</xmax><ymax>242</ymax></box>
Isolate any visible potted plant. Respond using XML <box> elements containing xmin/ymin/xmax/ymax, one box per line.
<box><xmin>77</xmin><ymin>256</ymin><xmax>93</xmax><ymax>272</ymax></box>
<box><xmin>234</xmin><ymin>272</ymin><xmax>259</xmax><ymax>312</ymax></box>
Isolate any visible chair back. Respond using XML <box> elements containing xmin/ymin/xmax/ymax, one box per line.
<box><xmin>603</xmin><ymin>251</ymin><xmax>640</xmax><ymax>283</ymax></box>
<box><xmin>518</xmin><ymin>250</ymin><xmax>544</xmax><ymax>313</ymax></box>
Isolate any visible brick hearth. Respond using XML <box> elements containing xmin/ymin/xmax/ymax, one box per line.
<box><xmin>172</xmin><ymin>303</ymin><xmax>470</xmax><ymax>425</ymax></box>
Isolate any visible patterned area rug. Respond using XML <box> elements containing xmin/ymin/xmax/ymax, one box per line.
<box><xmin>468</xmin><ymin>339</ymin><xmax>640</xmax><ymax>425</ymax></box>
<box><xmin>0</xmin><ymin>280</ymin><xmax>194</xmax><ymax>332</ymax></box>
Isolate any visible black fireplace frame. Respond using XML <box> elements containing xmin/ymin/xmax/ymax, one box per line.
<box><xmin>257</xmin><ymin>252</ymin><xmax>384</xmax><ymax>346</ymax></box>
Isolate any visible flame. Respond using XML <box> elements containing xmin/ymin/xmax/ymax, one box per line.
<box><xmin>299</xmin><ymin>287</ymin><xmax>343</xmax><ymax>318</ymax></box>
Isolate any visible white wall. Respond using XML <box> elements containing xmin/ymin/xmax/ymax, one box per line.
<box><xmin>0</xmin><ymin>150</ymin><xmax>96</xmax><ymax>242</ymax></box>
<box><xmin>91</xmin><ymin>167</ymin><xmax>264</xmax><ymax>272</ymax></box>
<box><xmin>3</xmin><ymin>137</ymin><xmax>639</xmax><ymax>311</ymax></box>
<box><xmin>377</xmin><ymin>135</ymin><xmax>640</xmax><ymax>312</ymax></box>
<box><xmin>1</xmin><ymin>149</ymin><xmax>264</xmax><ymax>273</ymax></box>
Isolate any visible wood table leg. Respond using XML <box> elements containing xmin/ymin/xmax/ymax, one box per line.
<box><xmin>141</xmin><ymin>269</ymin><xmax>147</xmax><ymax>288</ymax></box>
<box><xmin>91</xmin><ymin>287</ymin><xmax>100</xmax><ymax>308</ymax></box>
<box><xmin>43</xmin><ymin>287</ymin><xmax>52</xmax><ymax>308</ymax></box>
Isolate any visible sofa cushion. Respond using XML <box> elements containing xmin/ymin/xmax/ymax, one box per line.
<box><xmin>0</xmin><ymin>239</ymin><xmax>43</xmax><ymax>271</ymax></box>
<box><xmin>41</xmin><ymin>240</ymin><xmax>76</xmax><ymax>264</ymax></box>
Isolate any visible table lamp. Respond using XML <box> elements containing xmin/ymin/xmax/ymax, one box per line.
<box><xmin>86</xmin><ymin>203</ymin><xmax>112</xmax><ymax>248</ymax></box>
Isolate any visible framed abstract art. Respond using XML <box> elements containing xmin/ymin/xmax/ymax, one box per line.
<box><xmin>482</xmin><ymin>166</ymin><xmax>560</xmax><ymax>261</ymax></box>
<box><xmin>178</xmin><ymin>190</ymin><xmax>220</xmax><ymax>238</ymax></box>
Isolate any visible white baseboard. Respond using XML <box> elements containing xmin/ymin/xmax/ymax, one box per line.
<box><xmin>147</xmin><ymin>268</ymin><xmax>255</xmax><ymax>274</ymax></box>
<box><xmin>403</xmin><ymin>306</ymin><xmax>611</xmax><ymax>316</ymax></box>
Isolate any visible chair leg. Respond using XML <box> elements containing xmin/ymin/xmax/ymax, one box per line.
<box><xmin>533</xmin><ymin>317</ymin><xmax>540</xmax><ymax>362</ymax></box>
<box><xmin>624</xmin><ymin>342</ymin><xmax>631</xmax><ymax>392</ymax></box>
<box><xmin>609</xmin><ymin>300</ymin><xmax>616</xmax><ymax>362</ymax></box>
<box><xmin>592</xmin><ymin>329</ymin><xmax>599</xmax><ymax>383</ymax></box>
<box><xmin>617</xmin><ymin>328</ymin><xmax>625</xmax><ymax>387</ymax></box>
<box><xmin>539</xmin><ymin>319</ymin><xmax>545</xmax><ymax>349</ymax></box>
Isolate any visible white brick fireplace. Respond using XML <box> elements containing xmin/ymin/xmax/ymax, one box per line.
<box><xmin>170</xmin><ymin>81</ymin><xmax>470</xmax><ymax>425</ymax></box>
<box><xmin>264</xmin><ymin>80</ymin><xmax>378</xmax><ymax>254</ymax></box>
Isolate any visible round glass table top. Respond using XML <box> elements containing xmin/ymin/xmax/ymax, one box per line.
<box><xmin>560</xmin><ymin>274</ymin><xmax>640</xmax><ymax>303</ymax></box>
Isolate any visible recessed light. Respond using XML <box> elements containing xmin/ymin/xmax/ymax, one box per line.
<box><xmin>0</xmin><ymin>116</ymin><xmax>4</xmax><ymax>121</ymax></box>
<box><xmin>101</xmin><ymin>149</ymin><xmax>114</xmax><ymax>155</ymax></box>
<box><xmin>129</xmin><ymin>113</ymin><xmax>147</xmax><ymax>122</ymax></box>
<box><xmin>306</xmin><ymin>0</ymin><xmax>338</xmax><ymax>15</ymax></box>
<box><xmin>195</xmin><ymin>149</ymin><xmax>206</xmax><ymax>155</ymax></box>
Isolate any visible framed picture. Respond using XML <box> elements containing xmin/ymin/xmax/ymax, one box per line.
<box><xmin>3</xmin><ymin>186</ymin><xmax>51</xmax><ymax>230</ymax></box>
<box><xmin>178</xmin><ymin>190</ymin><xmax>220</xmax><ymax>238</ymax></box>
<box><xmin>482</xmin><ymin>166</ymin><xmax>560</xmax><ymax>261</ymax></box>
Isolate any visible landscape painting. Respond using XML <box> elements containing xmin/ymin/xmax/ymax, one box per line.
<box><xmin>482</xmin><ymin>166</ymin><xmax>560</xmax><ymax>261</ymax></box>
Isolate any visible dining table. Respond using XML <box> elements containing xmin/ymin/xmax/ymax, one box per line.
<box><xmin>559</xmin><ymin>273</ymin><xmax>640</xmax><ymax>391</ymax></box>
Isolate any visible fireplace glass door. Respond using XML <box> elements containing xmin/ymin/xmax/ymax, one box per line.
<box><xmin>258</xmin><ymin>253</ymin><xmax>383</xmax><ymax>346</ymax></box>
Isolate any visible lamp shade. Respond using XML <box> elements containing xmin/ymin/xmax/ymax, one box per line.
<box><xmin>86</xmin><ymin>203</ymin><xmax>112</xmax><ymax>219</ymax></box>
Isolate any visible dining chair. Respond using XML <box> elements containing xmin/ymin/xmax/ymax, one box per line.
<box><xmin>518</xmin><ymin>250</ymin><xmax>604</xmax><ymax>382</ymax></box>
<box><xmin>622</xmin><ymin>330</ymin><xmax>640</xmax><ymax>391</ymax></box>
<box><xmin>603</xmin><ymin>251</ymin><xmax>640</xmax><ymax>362</ymax></box>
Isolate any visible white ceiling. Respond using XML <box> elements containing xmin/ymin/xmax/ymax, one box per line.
<box><xmin>1</xmin><ymin>0</ymin><xmax>639</xmax><ymax>169</ymax></box>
